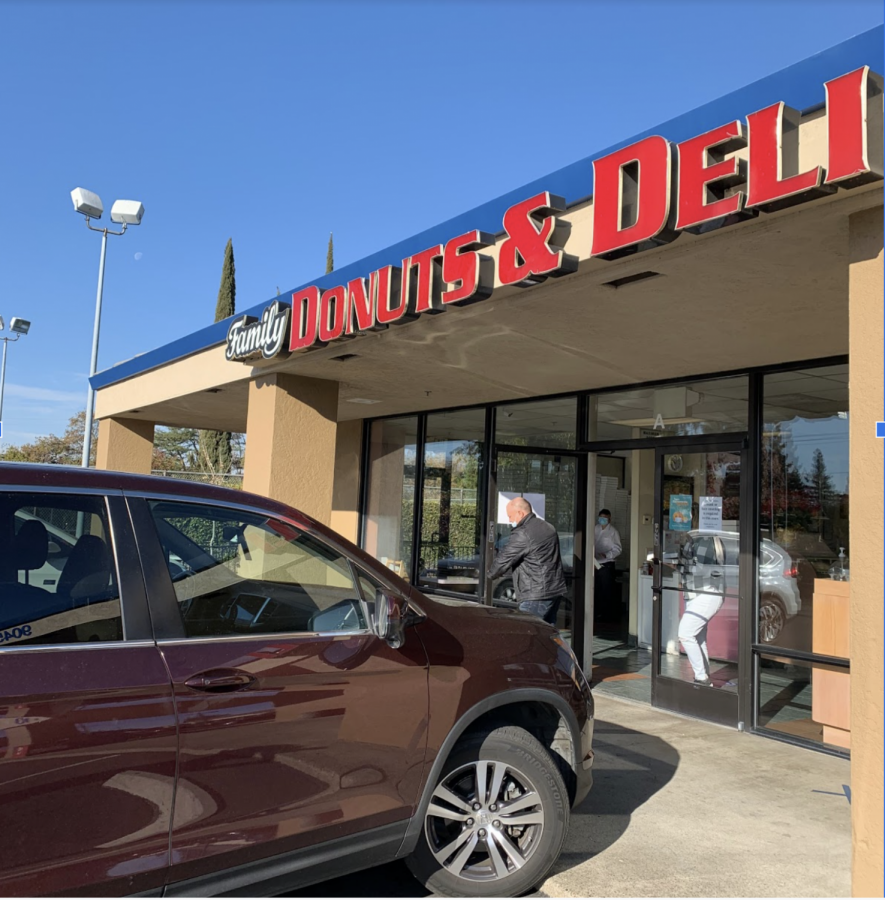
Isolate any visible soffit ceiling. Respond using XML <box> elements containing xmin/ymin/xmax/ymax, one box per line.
<box><xmin>115</xmin><ymin>188</ymin><xmax>875</xmax><ymax>433</ymax></box>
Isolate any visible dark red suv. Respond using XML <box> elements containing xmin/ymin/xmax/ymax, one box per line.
<box><xmin>0</xmin><ymin>464</ymin><xmax>593</xmax><ymax>898</ymax></box>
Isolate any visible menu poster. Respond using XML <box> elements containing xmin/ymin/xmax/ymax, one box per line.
<box><xmin>699</xmin><ymin>495</ymin><xmax>723</xmax><ymax>532</ymax></box>
<box><xmin>668</xmin><ymin>494</ymin><xmax>693</xmax><ymax>531</ymax></box>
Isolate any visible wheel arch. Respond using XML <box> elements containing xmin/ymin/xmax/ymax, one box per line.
<box><xmin>398</xmin><ymin>689</ymin><xmax>582</xmax><ymax>856</ymax></box>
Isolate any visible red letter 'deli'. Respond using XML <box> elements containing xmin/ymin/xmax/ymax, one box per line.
<box><xmin>824</xmin><ymin>66</ymin><xmax>884</xmax><ymax>188</ymax></box>
<box><xmin>591</xmin><ymin>136</ymin><xmax>677</xmax><ymax>259</ymax></box>
<box><xmin>676</xmin><ymin>121</ymin><xmax>755</xmax><ymax>234</ymax></box>
<box><xmin>746</xmin><ymin>102</ymin><xmax>832</xmax><ymax>211</ymax></box>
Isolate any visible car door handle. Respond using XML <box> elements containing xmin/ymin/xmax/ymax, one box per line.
<box><xmin>184</xmin><ymin>669</ymin><xmax>257</xmax><ymax>692</ymax></box>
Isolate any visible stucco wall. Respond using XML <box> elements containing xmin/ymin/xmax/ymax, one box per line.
<box><xmin>848</xmin><ymin>206</ymin><xmax>884</xmax><ymax>897</ymax></box>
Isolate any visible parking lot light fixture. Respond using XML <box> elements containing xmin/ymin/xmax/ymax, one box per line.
<box><xmin>71</xmin><ymin>187</ymin><xmax>144</xmax><ymax>467</ymax></box>
<box><xmin>0</xmin><ymin>316</ymin><xmax>31</xmax><ymax>422</ymax></box>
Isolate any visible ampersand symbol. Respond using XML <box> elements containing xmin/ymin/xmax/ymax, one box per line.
<box><xmin>498</xmin><ymin>192</ymin><xmax>577</xmax><ymax>287</ymax></box>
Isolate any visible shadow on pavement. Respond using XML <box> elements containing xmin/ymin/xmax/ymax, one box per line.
<box><xmin>285</xmin><ymin>714</ymin><xmax>679</xmax><ymax>897</ymax></box>
<box><xmin>551</xmin><ymin>714</ymin><xmax>680</xmax><ymax>875</ymax></box>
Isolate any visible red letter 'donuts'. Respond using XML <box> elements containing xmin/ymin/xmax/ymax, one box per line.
<box><xmin>676</xmin><ymin>121</ymin><xmax>752</xmax><ymax>233</ymax></box>
<box><xmin>408</xmin><ymin>245</ymin><xmax>445</xmax><ymax>314</ymax></box>
<box><xmin>442</xmin><ymin>230</ymin><xmax>495</xmax><ymax>306</ymax></box>
<box><xmin>746</xmin><ymin>102</ymin><xmax>830</xmax><ymax>210</ymax></box>
<box><xmin>318</xmin><ymin>285</ymin><xmax>348</xmax><ymax>344</ymax></box>
<box><xmin>824</xmin><ymin>66</ymin><xmax>884</xmax><ymax>187</ymax></box>
<box><xmin>289</xmin><ymin>286</ymin><xmax>320</xmax><ymax>352</ymax></box>
<box><xmin>591</xmin><ymin>136</ymin><xmax>676</xmax><ymax>259</ymax></box>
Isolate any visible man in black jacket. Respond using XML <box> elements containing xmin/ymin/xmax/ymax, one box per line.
<box><xmin>488</xmin><ymin>497</ymin><xmax>567</xmax><ymax>625</ymax></box>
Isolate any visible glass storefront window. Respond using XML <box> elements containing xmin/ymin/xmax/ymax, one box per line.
<box><xmin>587</xmin><ymin>376</ymin><xmax>749</xmax><ymax>442</ymax></box>
<box><xmin>417</xmin><ymin>410</ymin><xmax>485</xmax><ymax>597</ymax></box>
<box><xmin>493</xmin><ymin>451</ymin><xmax>578</xmax><ymax>638</ymax></box>
<box><xmin>496</xmin><ymin>397</ymin><xmax>577</xmax><ymax>449</ymax></box>
<box><xmin>363</xmin><ymin>416</ymin><xmax>418</xmax><ymax>580</ymax></box>
<box><xmin>760</xmin><ymin>365</ymin><xmax>849</xmax><ymax>652</ymax></box>
<box><xmin>757</xmin><ymin>653</ymin><xmax>849</xmax><ymax>753</ymax></box>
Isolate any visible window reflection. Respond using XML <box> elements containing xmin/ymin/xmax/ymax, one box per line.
<box><xmin>757</xmin><ymin>654</ymin><xmax>849</xmax><ymax>752</ymax></box>
<box><xmin>760</xmin><ymin>366</ymin><xmax>849</xmax><ymax>652</ymax></box>
<box><xmin>417</xmin><ymin>410</ymin><xmax>485</xmax><ymax>598</ymax></box>
<box><xmin>588</xmin><ymin>377</ymin><xmax>749</xmax><ymax>442</ymax></box>
<box><xmin>363</xmin><ymin>417</ymin><xmax>418</xmax><ymax>580</ymax></box>
<box><xmin>496</xmin><ymin>397</ymin><xmax>577</xmax><ymax>449</ymax></box>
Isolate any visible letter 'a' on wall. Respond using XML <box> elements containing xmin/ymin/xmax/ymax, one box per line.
<box><xmin>591</xmin><ymin>135</ymin><xmax>678</xmax><ymax>259</ymax></box>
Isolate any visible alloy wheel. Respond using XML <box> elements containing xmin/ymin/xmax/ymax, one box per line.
<box><xmin>759</xmin><ymin>599</ymin><xmax>785</xmax><ymax>643</ymax></box>
<box><xmin>424</xmin><ymin>759</ymin><xmax>545</xmax><ymax>883</ymax></box>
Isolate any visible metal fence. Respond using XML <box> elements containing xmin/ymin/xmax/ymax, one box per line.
<box><xmin>151</xmin><ymin>470</ymin><xmax>244</xmax><ymax>489</ymax></box>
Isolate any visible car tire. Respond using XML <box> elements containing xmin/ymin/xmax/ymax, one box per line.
<box><xmin>406</xmin><ymin>724</ymin><xmax>568</xmax><ymax>898</ymax></box>
<box><xmin>759</xmin><ymin>595</ymin><xmax>787</xmax><ymax>644</ymax></box>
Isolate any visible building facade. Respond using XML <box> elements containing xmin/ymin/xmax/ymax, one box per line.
<box><xmin>92</xmin><ymin>28</ymin><xmax>884</xmax><ymax>894</ymax></box>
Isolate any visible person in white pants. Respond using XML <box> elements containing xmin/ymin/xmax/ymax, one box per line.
<box><xmin>677</xmin><ymin>534</ymin><xmax>726</xmax><ymax>686</ymax></box>
<box><xmin>678</xmin><ymin>592</ymin><xmax>724</xmax><ymax>684</ymax></box>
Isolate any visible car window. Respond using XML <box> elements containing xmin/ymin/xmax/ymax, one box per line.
<box><xmin>355</xmin><ymin>568</ymin><xmax>383</xmax><ymax>603</ymax></box>
<box><xmin>0</xmin><ymin>493</ymin><xmax>122</xmax><ymax>648</ymax></box>
<box><xmin>722</xmin><ymin>536</ymin><xmax>740</xmax><ymax>566</ymax></box>
<box><xmin>148</xmin><ymin>500</ymin><xmax>367</xmax><ymax>638</ymax></box>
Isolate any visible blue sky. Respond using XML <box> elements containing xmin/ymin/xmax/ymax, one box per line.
<box><xmin>0</xmin><ymin>0</ymin><xmax>881</xmax><ymax>447</ymax></box>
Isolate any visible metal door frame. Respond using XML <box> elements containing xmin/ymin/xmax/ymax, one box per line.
<box><xmin>484</xmin><ymin>445</ymin><xmax>588</xmax><ymax>663</ymax></box>
<box><xmin>651</xmin><ymin>439</ymin><xmax>750</xmax><ymax>727</ymax></box>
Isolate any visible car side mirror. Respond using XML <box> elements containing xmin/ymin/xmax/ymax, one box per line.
<box><xmin>374</xmin><ymin>591</ymin><xmax>424</xmax><ymax>649</ymax></box>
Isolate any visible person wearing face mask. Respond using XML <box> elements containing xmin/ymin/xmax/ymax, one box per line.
<box><xmin>594</xmin><ymin>508</ymin><xmax>622</xmax><ymax>625</ymax></box>
<box><xmin>488</xmin><ymin>497</ymin><xmax>567</xmax><ymax>625</ymax></box>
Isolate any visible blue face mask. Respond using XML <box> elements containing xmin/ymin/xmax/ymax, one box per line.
<box><xmin>598</xmin><ymin>516</ymin><xmax>609</xmax><ymax>526</ymax></box>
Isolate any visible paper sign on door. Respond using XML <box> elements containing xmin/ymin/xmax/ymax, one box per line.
<box><xmin>699</xmin><ymin>496</ymin><xmax>723</xmax><ymax>532</ymax></box>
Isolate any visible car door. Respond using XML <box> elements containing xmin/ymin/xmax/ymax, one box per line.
<box><xmin>126</xmin><ymin>493</ymin><xmax>429</xmax><ymax>888</ymax></box>
<box><xmin>0</xmin><ymin>489</ymin><xmax>177</xmax><ymax>897</ymax></box>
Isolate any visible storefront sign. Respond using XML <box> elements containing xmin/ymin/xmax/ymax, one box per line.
<box><xmin>226</xmin><ymin>300</ymin><xmax>290</xmax><ymax>361</ymax></box>
<box><xmin>228</xmin><ymin>65</ymin><xmax>881</xmax><ymax>364</ymax></box>
<box><xmin>699</xmin><ymin>496</ymin><xmax>724</xmax><ymax>532</ymax></box>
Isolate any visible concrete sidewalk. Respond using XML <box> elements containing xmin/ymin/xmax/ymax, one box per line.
<box><xmin>543</xmin><ymin>694</ymin><xmax>851</xmax><ymax>898</ymax></box>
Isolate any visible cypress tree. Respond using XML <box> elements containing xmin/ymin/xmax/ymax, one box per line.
<box><xmin>201</xmin><ymin>239</ymin><xmax>236</xmax><ymax>474</ymax></box>
<box><xmin>326</xmin><ymin>232</ymin><xmax>334</xmax><ymax>274</ymax></box>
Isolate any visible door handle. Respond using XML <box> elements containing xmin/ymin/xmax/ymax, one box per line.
<box><xmin>184</xmin><ymin>669</ymin><xmax>257</xmax><ymax>693</ymax></box>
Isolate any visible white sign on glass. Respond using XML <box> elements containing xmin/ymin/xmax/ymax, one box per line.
<box><xmin>497</xmin><ymin>492</ymin><xmax>546</xmax><ymax>524</ymax></box>
<box><xmin>699</xmin><ymin>495</ymin><xmax>723</xmax><ymax>532</ymax></box>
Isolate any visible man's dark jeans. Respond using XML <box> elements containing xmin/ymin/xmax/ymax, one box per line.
<box><xmin>518</xmin><ymin>594</ymin><xmax>565</xmax><ymax>625</ymax></box>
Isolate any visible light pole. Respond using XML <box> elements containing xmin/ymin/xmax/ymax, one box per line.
<box><xmin>70</xmin><ymin>188</ymin><xmax>144</xmax><ymax>467</ymax></box>
<box><xmin>0</xmin><ymin>317</ymin><xmax>32</xmax><ymax>426</ymax></box>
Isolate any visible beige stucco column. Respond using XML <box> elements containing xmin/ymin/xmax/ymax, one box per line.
<box><xmin>95</xmin><ymin>416</ymin><xmax>155</xmax><ymax>474</ymax></box>
<box><xmin>331</xmin><ymin>419</ymin><xmax>362</xmax><ymax>543</ymax></box>
<box><xmin>243</xmin><ymin>373</ymin><xmax>339</xmax><ymax>524</ymax></box>
<box><xmin>848</xmin><ymin>206</ymin><xmax>883</xmax><ymax>897</ymax></box>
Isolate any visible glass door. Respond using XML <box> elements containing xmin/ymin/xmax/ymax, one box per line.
<box><xmin>486</xmin><ymin>450</ymin><xmax>584</xmax><ymax>646</ymax></box>
<box><xmin>652</xmin><ymin>443</ymin><xmax>746</xmax><ymax>726</ymax></box>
